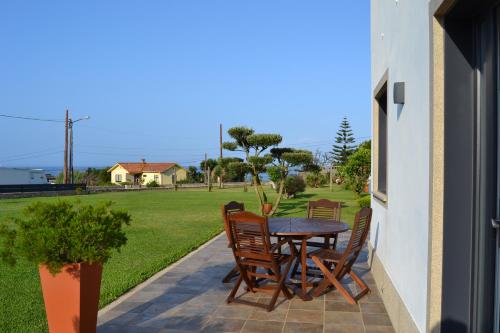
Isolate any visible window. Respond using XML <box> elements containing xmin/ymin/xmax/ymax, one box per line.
<box><xmin>115</xmin><ymin>174</ymin><xmax>122</xmax><ymax>182</ymax></box>
<box><xmin>373</xmin><ymin>75</ymin><xmax>388</xmax><ymax>202</ymax></box>
<box><xmin>154</xmin><ymin>175</ymin><xmax>159</xmax><ymax>182</ymax></box>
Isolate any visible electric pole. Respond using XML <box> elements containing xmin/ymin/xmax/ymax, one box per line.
<box><xmin>204</xmin><ymin>153</ymin><xmax>207</xmax><ymax>184</ymax></box>
<box><xmin>63</xmin><ymin>110</ymin><xmax>69</xmax><ymax>184</ymax></box>
<box><xmin>219</xmin><ymin>123</ymin><xmax>223</xmax><ymax>160</ymax></box>
<box><xmin>219</xmin><ymin>124</ymin><xmax>223</xmax><ymax>189</ymax></box>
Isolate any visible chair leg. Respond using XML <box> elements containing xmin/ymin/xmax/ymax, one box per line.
<box><xmin>311</xmin><ymin>256</ymin><xmax>356</xmax><ymax>304</ymax></box>
<box><xmin>227</xmin><ymin>274</ymin><xmax>243</xmax><ymax>304</ymax></box>
<box><xmin>222</xmin><ymin>266</ymin><xmax>239</xmax><ymax>283</ymax></box>
<box><xmin>349</xmin><ymin>270</ymin><xmax>370</xmax><ymax>300</ymax></box>
<box><xmin>312</xmin><ymin>276</ymin><xmax>331</xmax><ymax>297</ymax></box>
<box><xmin>268</xmin><ymin>257</ymin><xmax>294</xmax><ymax>311</ymax></box>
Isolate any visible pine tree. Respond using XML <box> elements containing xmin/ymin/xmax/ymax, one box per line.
<box><xmin>331</xmin><ymin>117</ymin><xmax>356</xmax><ymax>166</ymax></box>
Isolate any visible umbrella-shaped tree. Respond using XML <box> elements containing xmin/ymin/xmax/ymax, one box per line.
<box><xmin>223</xmin><ymin>126</ymin><xmax>314</xmax><ymax>216</ymax></box>
<box><xmin>223</xmin><ymin>127</ymin><xmax>282</xmax><ymax>210</ymax></box>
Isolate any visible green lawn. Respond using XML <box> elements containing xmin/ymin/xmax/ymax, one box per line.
<box><xmin>0</xmin><ymin>185</ymin><xmax>359</xmax><ymax>333</ymax></box>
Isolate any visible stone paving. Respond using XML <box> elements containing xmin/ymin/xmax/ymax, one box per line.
<box><xmin>97</xmin><ymin>233</ymin><xmax>395</xmax><ymax>333</ymax></box>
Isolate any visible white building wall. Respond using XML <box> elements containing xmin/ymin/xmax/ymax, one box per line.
<box><xmin>0</xmin><ymin>168</ymin><xmax>48</xmax><ymax>185</ymax></box>
<box><xmin>370</xmin><ymin>1</ymin><xmax>431</xmax><ymax>332</ymax></box>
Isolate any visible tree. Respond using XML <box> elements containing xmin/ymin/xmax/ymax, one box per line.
<box><xmin>223</xmin><ymin>126</ymin><xmax>313</xmax><ymax>216</ymax></box>
<box><xmin>331</xmin><ymin>117</ymin><xmax>356</xmax><ymax>166</ymax></box>
<box><xmin>186</xmin><ymin>166</ymin><xmax>203</xmax><ymax>183</ymax></box>
<box><xmin>219</xmin><ymin>157</ymin><xmax>246</xmax><ymax>182</ymax></box>
<box><xmin>358</xmin><ymin>139</ymin><xmax>371</xmax><ymax>150</ymax></box>
<box><xmin>200</xmin><ymin>158</ymin><xmax>218</xmax><ymax>183</ymax></box>
<box><xmin>341</xmin><ymin>147</ymin><xmax>371</xmax><ymax>196</ymax></box>
<box><xmin>223</xmin><ymin>126</ymin><xmax>282</xmax><ymax>211</ymax></box>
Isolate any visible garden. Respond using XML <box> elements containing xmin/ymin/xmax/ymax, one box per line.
<box><xmin>0</xmin><ymin>185</ymin><xmax>361</xmax><ymax>333</ymax></box>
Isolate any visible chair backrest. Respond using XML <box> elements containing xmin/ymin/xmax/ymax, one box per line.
<box><xmin>227</xmin><ymin>211</ymin><xmax>273</xmax><ymax>262</ymax></box>
<box><xmin>307</xmin><ymin>199</ymin><xmax>342</xmax><ymax>221</ymax></box>
<box><xmin>221</xmin><ymin>201</ymin><xmax>245</xmax><ymax>245</ymax></box>
<box><xmin>334</xmin><ymin>207</ymin><xmax>372</xmax><ymax>277</ymax></box>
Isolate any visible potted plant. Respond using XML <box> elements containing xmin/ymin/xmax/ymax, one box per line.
<box><xmin>0</xmin><ymin>200</ymin><xmax>131</xmax><ymax>333</ymax></box>
<box><xmin>262</xmin><ymin>201</ymin><xmax>273</xmax><ymax>215</ymax></box>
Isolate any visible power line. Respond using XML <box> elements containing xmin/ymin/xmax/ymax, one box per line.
<box><xmin>0</xmin><ymin>150</ymin><xmax>63</xmax><ymax>163</ymax></box>
<box><xmin>0</xmin><ymin>114</ymin><xmax>64</xmax><ymax>123</ymax></box>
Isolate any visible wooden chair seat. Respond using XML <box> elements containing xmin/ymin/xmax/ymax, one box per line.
<box><xmin>308</xmin><ymin>248</ymin><xmax>344</xmax><ymax>261</ymax></box>
<box><xmin>240</xmin><ymin>253</ymin><xmax>290</xmax><ymax>268</ymax></box>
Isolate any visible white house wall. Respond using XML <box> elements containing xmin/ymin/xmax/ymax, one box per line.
<box><xmin>371</xmin><ymin>0</ymin><xmax>431</xmax><ymax>332</ymax></box>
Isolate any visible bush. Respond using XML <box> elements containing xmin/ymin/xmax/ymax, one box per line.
<box><xmin>341</xmin><ymin>147</ymin><xmax>371</xmax><ymax>196</ymax></box>
<box><xmin>306</xmin><ymin>172</ymin><xmax>327</xmax><ymax>188</ymax></box>
<box><xmin>358</xmin><ymin>195</ymin><xmax>371</xmax><ymax>208</ymax></box>
<box><xmin>285</xmin><ymin>175</ymin><xmax>306</xmax><ymax>198</ymax></box>
<box><xmin>0</xmin><ymin>201</ymin><xmax>131</xmax><ymax>274</ymax></box>
<box><xmin>146</xmin><ymin>180</ymin><xmax>160</xmax><ymax>188</ymax></box>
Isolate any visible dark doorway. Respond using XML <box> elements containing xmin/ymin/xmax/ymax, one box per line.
<box><xmin>440</xmin><ymin>1</ymin><xmax>499</xmax><ymax>332</ymax></box>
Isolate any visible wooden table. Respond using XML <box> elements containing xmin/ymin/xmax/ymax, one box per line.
<box><xmin>269</xmin><ymin>217</ymin><xmax>349</xmax><ymax>301</ymax></box>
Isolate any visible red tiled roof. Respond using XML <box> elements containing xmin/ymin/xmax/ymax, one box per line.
<box><xmin>113</xmin><ymin>162</ymin><xmax>178</xmax><ymax>174</ymax></box>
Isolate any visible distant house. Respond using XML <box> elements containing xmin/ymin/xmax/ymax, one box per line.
<box><xmin>107</xmin><ymin>161</ymin><xmax>187</xmax><ymax>185</ymax></box>
<box><xmin>0</xmin><ymin>168</ymin><xmax>48</xmax><ymax>185</ymax></box>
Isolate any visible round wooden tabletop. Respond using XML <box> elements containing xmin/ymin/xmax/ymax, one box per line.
<box><xmin>268</xmin><ymin>217</ymin><xmax>349</xmax><ymax>237</ymax></box>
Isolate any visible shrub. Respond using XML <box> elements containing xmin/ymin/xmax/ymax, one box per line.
<box><xmin>358</xmin><ymin>195</ymin><xmax>371</xmax><ymax>208</ymax></box>
<box><xmin>341</xmin><ymin>147</ymin><xmax>371</xmax><ymax>196</ymax></box>
<box><xmin>0</xmin><ymin>201</ymin><xmax>131</xmax><ymax>274</ymax></box>
<box><xmin>146</xmin><ymin>180</ymin><xmax>160</xmax><ymax>188</ymax></box>
<box><xmin>306</xmin><ymin>172</ymin><xmax>327</xmax><ymax>188</ymax></box>
<box><xmin>285</xmin><ymin>175</ymin><xmax>306</xmax><ymax>198</ymax></box>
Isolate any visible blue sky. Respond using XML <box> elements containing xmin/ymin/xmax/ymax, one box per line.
<box><xmin>0</xmin><ymin>1</ymin><xmax>370</xmax><ymax>168</ymax></box>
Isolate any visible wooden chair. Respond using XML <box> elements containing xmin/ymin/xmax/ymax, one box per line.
<box><xmin>291</xmin><ymin>199</ymin><xmax>342</xmax><ymax>278</ymax></box>
<box><xmin>309</xmin><ymin>207</ymin><xmax>373</xmax><ymax>304</ymax></box>
<box><xmin>307</xmin><ymin>199</ymin><xmax>342</xmax><ymax>249</ymax></box>
<box><xmin>221</xmin><ymin>201</ymin><xmax>245</xmax><ymax>283</ymax></box>
<box><xmin>226</xmin><ymin>211</ymin><xmax>295</xmax><ymax>311</ymax></box>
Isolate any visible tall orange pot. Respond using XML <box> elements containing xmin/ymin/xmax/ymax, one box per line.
<box><xmin>39</xmin><ymin>262</ymin><xmax>103</xmax><ymax>333</ymax></box>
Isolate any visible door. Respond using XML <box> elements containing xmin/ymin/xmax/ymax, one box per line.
<box><xmin>495</xmin><ymin>7</ymin><xmax>500</xmax><ymax>332</ymax></box>
<box><xmin>441</xmin><ymin>2</ymin><xmax>499</xmax><ymax>332</ymax></box>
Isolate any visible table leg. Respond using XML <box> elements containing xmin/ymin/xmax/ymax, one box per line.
<box><xmin>290</xmin><ymin>238</ymin><xmax>313</xmax><ymax>301</ymax></box>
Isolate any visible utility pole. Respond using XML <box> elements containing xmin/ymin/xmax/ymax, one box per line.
<box><xmin>204</xmin><ymin>153</ymin><xmax>207</xmax><ymax>184</ymax></box>
<box><xmin>208</xmin><ymin>166</ymin><xmax>212</xmax><ymax>192</ymax></box>
<box><xmin>219</xmin><ymin>124</ymin><xmax>223</xmax><ymax>189</ymax></box>
<box><xmin>69</xmin><ymin>119</ymin><xmax>73</xmax><ymax>183</ymax></box>
<box><xmin>63</xmin><ymin>109</ymin><xmax>69</xmax><ymax>184</ymax></box>
<box><xmin>219</xmin><ymin>123</ymin><xmax>223</xmax><ymax>160</ymax></box>
<box><xmin>68</xmin><ymin>115</ymin><xmax>90</xmax><ymax>184</ymax></box>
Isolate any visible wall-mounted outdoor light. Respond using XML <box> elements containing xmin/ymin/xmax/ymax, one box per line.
<box><xmin>393</xmin><ymin>82</ymin><xmax>405</xmax><ymax>104</ymax></box>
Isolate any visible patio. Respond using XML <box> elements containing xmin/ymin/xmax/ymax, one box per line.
<box><xmin>97</xmin><ymin>232</ymin><xmax>394</xmax><ymax>333</ymax></box>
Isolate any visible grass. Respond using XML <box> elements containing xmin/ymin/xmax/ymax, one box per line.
<box><xmin>0</xmin><ymin>185</ymin><xmax>359</xmax><ymax>333</ymax></box>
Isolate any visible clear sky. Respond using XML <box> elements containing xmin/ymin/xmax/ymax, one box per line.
<box><xmin>0</xmin><ymin>1</ymin><xmax>370</xmax><ymax>168</ymax></box>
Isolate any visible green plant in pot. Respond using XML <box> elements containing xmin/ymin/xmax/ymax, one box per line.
<box><xmin>0</xmin><ymin>200</ymin><xmax>131</xmax><ymax>333</ymax></box>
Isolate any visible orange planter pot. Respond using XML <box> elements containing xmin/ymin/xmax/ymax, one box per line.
<box><xmin>39</xmin><ymin>262</ymin><xmax>103</xmax><ymax>333</ymax></box>
<box><xmin>262</xmin><ymin>203</ymin><xmax>273</xmax><ymax>215</ymax></box>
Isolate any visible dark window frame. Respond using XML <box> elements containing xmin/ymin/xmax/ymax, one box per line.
<box><xmin>373</xmin><ymin>71</ymin><xmax>389</xmax><ymax>203</ymax></box>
